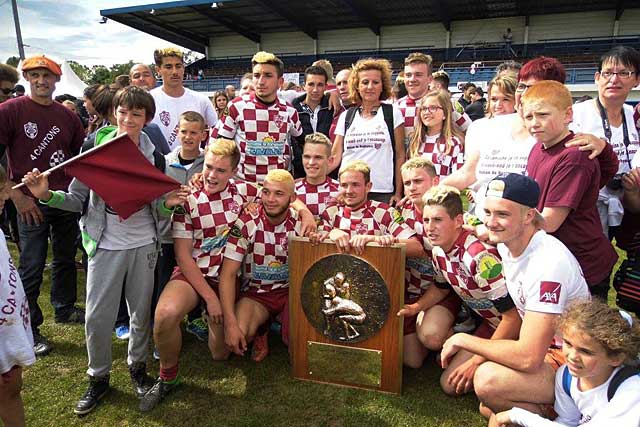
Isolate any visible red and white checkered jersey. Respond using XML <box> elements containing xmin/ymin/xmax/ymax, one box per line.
<box><xmin>414</xmin><ymin>134</ymin><xmax>465</xmax><ymax>179</ymax></box>
<box><xmin>212</xmin><ymin>92</ymin><xmax>302</xmax><ymax>183</ymax></box>
<box><xmin>432</xmin><ymin>230</ymin><xmax>512</xmax><ymax>330</ymax></box>
<box><xmin>400</xmin><ymin>202</ymin><xmax>434</xmax><ymax>297</ymax></box>
<box><xmin>172</xmin><ymin>179</ymin><xmax>260</xmax><ymax>281</ymax></box>
<box><xmin>224</xmin><ymin>207</ymin><xmax>303</xmax><ymax>293</ymax></box>
<box><xmin>295</xmin><ymin>177</ymin><xmax>340</xmax><ymax>220</ymax></box>
<box><xmin>395</xmin><ymin>96</ymin><xmax>471</xmax><ymax>147</ymax></box>
<box><xmin>320</xmin><ymin>200</ymin><xmax>416</xmax><ymax>240</ymax></box>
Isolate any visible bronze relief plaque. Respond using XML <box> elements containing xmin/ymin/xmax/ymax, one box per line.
<box><xmin>300</xmin><ymin>254</ymin><xmax>390</xmax><ymax>343</ymax></box>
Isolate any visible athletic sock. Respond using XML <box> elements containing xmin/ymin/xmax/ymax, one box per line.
<box><xmin>159</xmin><ymin>363</ymin><xmax>179</xmax><ymax>383</ymax></box>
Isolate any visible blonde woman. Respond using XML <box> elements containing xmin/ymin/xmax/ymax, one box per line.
<box><xmin>485</xmin><ymin>75</ymin><xmax>517</xmax><ymax>118</ymax></box>
<box><xmin>408</xmin><ymin>90</ymin><xmax>464</xmax><ymax>179</ymax></box>
<box><xmin>330</xmin><ymin>58</ymin><xmax>406</xmax><ymax>205</ymax></box>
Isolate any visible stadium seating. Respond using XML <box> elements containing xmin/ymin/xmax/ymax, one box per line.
<box><xmin>182</xmin><ymin>35</ymin><xmax>639</xmax><ymax>92</ymax></box>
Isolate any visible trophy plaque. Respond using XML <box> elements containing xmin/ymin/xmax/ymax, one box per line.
<box><xmin>289</xmin><ymin>238</ymin><xmax>405</xmax><ymax>394</ymax></box>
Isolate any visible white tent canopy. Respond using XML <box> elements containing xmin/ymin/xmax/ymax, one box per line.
<box><xmin>16</xmin><ymin>56</ymin><xmax>88</xmax><ymax>98</ymax></box>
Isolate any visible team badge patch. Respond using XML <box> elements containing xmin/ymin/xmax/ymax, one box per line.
<box><xmin>24</xmin><ymin>122</ymin><xmax>38</xmax><ymax>139</ymax></box>
<box><xmin>229</xmin><ymin>224</ymin><xmax>242</xmax><ymax>238</ymax></box>
<box><xmin>477</xmin><ymin>253</ymin><xmax>502</xmax><ymax>280</ymax></box>
<box><xmin>539</xmin><ymin>281</ymin><xmax>561</xmax><ymax>304</ymax></box>
<box><xmin>159</xmin><ymin>111</ymin><xmax>171</xmax><ymax>127</ymax></box>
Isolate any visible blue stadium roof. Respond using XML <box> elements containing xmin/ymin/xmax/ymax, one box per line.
<box><xmin>101</xmin><ymin>0</ymin><xmax>634</xmax><ymax>54</ymax></box>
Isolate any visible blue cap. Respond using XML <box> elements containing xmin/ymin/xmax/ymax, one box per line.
<box><xmin>486</xmin><ymin>173</ymin><xmax>540</xmax><ymax>208</ymax></box>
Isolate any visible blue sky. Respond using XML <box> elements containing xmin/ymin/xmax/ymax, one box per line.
<box><xmin>0</xmin><ymin>0</ymin><xmax>193</xmax><ymax>66</ymax></box>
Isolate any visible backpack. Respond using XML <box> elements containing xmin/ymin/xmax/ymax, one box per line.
<box><xmin>561</xmin><ymin>365</ymin><xmax>640</xmax><ymax>401</ymax></box>
<box><xmin>612</xmin><ymin>254</ymin><xmax>640</xmax><ymax>314</ymax></box>
<box><xmin>344</xmin><ymin>103</ymin><xmax>397</xmax><ymax>192</ymax></box>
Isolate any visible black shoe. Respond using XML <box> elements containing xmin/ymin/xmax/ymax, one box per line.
<box><xmin>74</xmin><ymin>375</ymin><xmax>110</xmax><ymax>415</ymax></box>
<box><xmin>139</xmin><ymin>377</ymin><xmax>178</xmax><ymax>412</ymax></box>
<box><xmin>33</xmin><ymin>332</ymin><xmax>53</xmax><ymax>357</ymax></box>
<box><xmin>129</xmin><ymin>362</ymin><xmax>154</xmax><ymax>398</ymax></box>
<box><xmin>55</xmin><ymin>307</ymin><xmax>85</xmax><ymax>324</ymax></box>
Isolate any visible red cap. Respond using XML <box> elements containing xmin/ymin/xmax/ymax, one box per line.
<box><xmin>22</xmin><ymin>55</ymin><xmax>62</xmax><ymax>76</ymax></box>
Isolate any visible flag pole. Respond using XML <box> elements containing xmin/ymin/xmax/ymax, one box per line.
<box><xmin>12</xmin><ymin>133</ymin><xmax>131</xmax><ymax>190</ymax></box>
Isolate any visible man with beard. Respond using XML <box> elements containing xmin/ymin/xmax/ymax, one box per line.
<box><xmin>217</xmin><ymin>169</ymin><xmax>304</xmax><ymax>360</ymax></box>
<box><xmin>213</xmin><ymin>51</ymin><xmax>302</xmax><ymax>184</ymax></box>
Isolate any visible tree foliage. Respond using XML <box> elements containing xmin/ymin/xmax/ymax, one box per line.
<box><xmin>67</xmin><ymin>60</ymin><xmax>91</xmax><ymax>83</ymax></box>
<box><xmin>66</xmin><ymin>60</ymin><xmax>139</xmax><ymax>85</ymax></box>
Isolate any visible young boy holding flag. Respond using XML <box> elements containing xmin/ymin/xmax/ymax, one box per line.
<box><xmin>22</xmin><ymin>86</ymin><xmax>189</xmax><ymax>415</ymax></box>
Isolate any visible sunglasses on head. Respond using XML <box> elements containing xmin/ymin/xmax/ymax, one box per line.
<box><xmin>0</xmin><ymin>88</ymin><xmax>16</xmax><ymax>95</ymax></box>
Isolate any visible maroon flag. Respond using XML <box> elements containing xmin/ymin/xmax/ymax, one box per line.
<box><xmin>63</xmin><ymin>134</ymin><xmax>180</xmax><ymax>219</ymax></box>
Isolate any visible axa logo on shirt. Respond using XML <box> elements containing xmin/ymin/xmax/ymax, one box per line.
<box><xmin>539</xmin><ymin>281</ymin><xmax>562</xmax><ymax>304</ymax></box>
<box><xmin>29</xmin><ymin>126</ymin><xmax>61</xmax><ymax>161</ymax></box>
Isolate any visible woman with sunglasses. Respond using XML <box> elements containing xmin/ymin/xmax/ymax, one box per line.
<box><xmin>0</xmin><ymin>64</ymin><xmax>19</xmax><ymax>104</ymax></box>
<box><xmin>408</xmin><ymin>90</ymin><xmax>464</xmax><ymax>179</ymax></box>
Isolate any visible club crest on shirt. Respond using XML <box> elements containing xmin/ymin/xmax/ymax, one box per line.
<box><xmin>273</xmin><ymin>113</ymin><xmax>285</xmax><ymax>131</ymax></box>
<box><xmin>228</xmin><ymin>200</ymin><xmax>241</xmax><ymax>214</ymax></box>
<box><xmin>159</xmin><ymin>111</ymin><xmax>170</xmax><ymax>127</ymax></box>
<box><xmin>24</xmin><ymin>122</ymin><xmax>38</xmax><ymax>139</ymax></box>
<box><xmin>355</xmin><ymin>222</ymin><xmax>369</xmax><ymax>235</ymax></box>
<box><xmin>279</xmin><ymin>236</ymin><xmax>288</xmax><ymax>250</ymax></box>
<box><xmin>539</xmin><ymin>281</ymin><xmax>561</xmax><ymax>304</ymax></box>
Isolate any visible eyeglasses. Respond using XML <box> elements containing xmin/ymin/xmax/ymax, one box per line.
<box><xmin>516</xmin><ymin>83</ymin><xmax>534</xmax><ymax>92</ymax></box>
<box><xmin>420</xmin><ymin>105</ymin><xmax>444</xmax><ymax>113</ymax></box>
<box><xmin>599</xmin><ymin>70</ymin><xmax>636</xmax><ymax>80</ymax></box>
<box><xmin>0</xmin><ymin>88</ymin><xmax>16</xmax><ymax>95</ymax></box>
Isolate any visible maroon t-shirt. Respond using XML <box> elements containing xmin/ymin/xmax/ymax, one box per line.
<box><xmin>526</xmin><ymin>132</ymin><xmax>618</xmax><ymax>285</ymax></box>
<box><xmin>0</xmin><ymin>96</ymin><xmax>84</xmax><ymax>194</ymax></box>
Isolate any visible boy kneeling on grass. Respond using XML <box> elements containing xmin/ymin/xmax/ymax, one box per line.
<box><xmin>22</xmin><ymin>86</ymin><xmax>189</xmax><ymax>416</ymax></box>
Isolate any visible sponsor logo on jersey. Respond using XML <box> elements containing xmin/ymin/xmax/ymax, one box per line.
<box><xmin>477</xmin><ymin>253</ymin><xmax>502</xmax><ymax>280</ymax></box>
<box><xmin>246</xmin><ymin>139</ymin><xmax>285</xmax><ymax>156</ymax></box>
<box><xmin>392</xmin><ymin>209</ymin><xmax>405</xmax><ymax>225</ymax></box>
<box><xmin>253</xmin><ymin>260</ymin><xmax>289</xmax><ymax>281</ymax></box>
<box><xmin>200</xmin><ymin>233</ymin><xmax>229</xmax><ymax>252</ymax></box>
<box><xmin>539</xmin><ymin>281</ymin><xmax>561</xmax><ymax>304</ymax></box>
